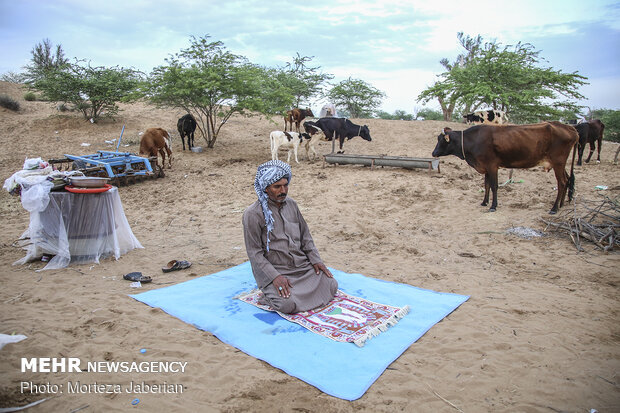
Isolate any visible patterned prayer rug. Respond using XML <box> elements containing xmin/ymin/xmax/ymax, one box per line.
<box><xmin>237</xmin><ymin>289</ymin><xmax>409</xmax><ymax>346</ymax></box>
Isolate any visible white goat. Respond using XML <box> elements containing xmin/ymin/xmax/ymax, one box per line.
<box><xmin>270</xmin><ymin>131</ymin><xmax>303</xmax><ymax>164</ymax></box>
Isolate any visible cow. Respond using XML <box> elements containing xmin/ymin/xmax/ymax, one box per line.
<box><xmin>302</xmin><ymin>120</ymin><xmax>330</xmax><ymax>160</ymax></box>
<box><xmin>270</xmin><ymin>131</ymin><xmax>307</xmax><ymax>164</ymax></box>
<box><xmin>140</xmin><ymin>127</ymin><xmax>173</xmax><ymax>169</ymax></box>
<box><xmin>177</xmin><ymin>114</ymin><xmax>197</xmax><ymax>151</ymax></box>
<box><xmin>463</xmin><ymin>110</ymin><xmax>508</xmax><ymax>125</ymax></box>
<box><xmin>303</xmin><ymin>120</ymin><xmax>322</xmax><ymax>136</ymax></box>
<box><xmin>284</xmin><ymin>108</ymin><xmax>314</xmax><ymax>132</ymax></box>
<box><xmin>313</xmin><ymin>117</ymin><xmax>372</xmax><ymax>153</ymax></box>
<box><xmin>581</xmin><ymin>119</ymin><xmax>605</xmax><ymax>164</ymax></box>
<box><xmin>431</xmin><ymin>122</ymin><xmax>578</xmax><ymax>214</ymax></box>
<box><xmin>572</xmin><ymin>122</ymin><xmax>590</xmax><ymax>166</ymax></box>
<box><xmin>464</xmin><ymin>109</ymin><xmax>512</xmax><ymax>180</ymax></box>
<box><xmin>298</xmin><ymin>124</ymin><xmax>327</xmax><ymax>161</ymax></box>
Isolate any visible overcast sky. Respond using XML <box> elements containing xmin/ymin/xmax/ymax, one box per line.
<box><xmin>1</xmin><ymin>0</ymin><xmax>619</xmax><ymax>114</ymax></box>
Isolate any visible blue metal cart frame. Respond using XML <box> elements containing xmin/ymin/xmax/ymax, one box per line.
<box><xmin>49</xmin><ymin>125</ymin><xmax>164</xmax><ymax>185</ymax></box>
<box><xmin>63</xmin><ymin>151</ymin><xmax>154</xmax><ymax>179</ymax></box>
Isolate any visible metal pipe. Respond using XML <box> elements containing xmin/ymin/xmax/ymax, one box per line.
<box><xmin>323</xmin><ymin>154</ymin><xmax>440</xmax><ymax>171</ymax></box>
<box><xmin>115</xmin><ymin>125</ymin><xmax>125</xmax><ymax>152</ymax></box>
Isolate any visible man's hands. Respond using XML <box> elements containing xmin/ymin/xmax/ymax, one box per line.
<box><xmin>273</xmin><ymin>264</ymin><xmax>332</xmax><ymax>298</ymax></box>
<box><xmin>313</xmin><ymin>263</ymin><xmax>333</xmax><ymax>278</ymax></box>
<box><xmin>273</xmin><ymin>275</ymin><xmax>292</xmax><ymax>298</ymax></box>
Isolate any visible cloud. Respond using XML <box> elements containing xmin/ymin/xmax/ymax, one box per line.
<box><xmin>581</xmin><ymin>75</ymin><xmax>620</xmax><ymax>110</ymax></box>
<box><xmin>326</xmin><ymin>65</ymin><xmax>440</xmax><ymax>112</ymax></box>
<box><xmin>1</xmin><ymin>0</ymin><xmax>618</xmax><ymax>111</ymax></box>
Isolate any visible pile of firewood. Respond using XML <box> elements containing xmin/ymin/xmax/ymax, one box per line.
<box><xmin>542</xmin><ymin>194</ymin><xmax>619</xmax><ymax>252</ymax></box>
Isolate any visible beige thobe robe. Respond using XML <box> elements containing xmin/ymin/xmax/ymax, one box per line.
<box><xmin>242</xmin><ymin>197</ymin><xmax>338</xmax><ymax>313</ymax></box>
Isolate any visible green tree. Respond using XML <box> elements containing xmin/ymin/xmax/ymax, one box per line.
<box><xmin>24</xmin><ymin>38</ymin><xmax>69</xmax><ymax>84</ymax></box>
<box><xmin>256</xmin><ymin>67</ymin><xmax>299</xmax><ymax>115</ymax></box>
<box><xmin>146</xmin><ymin>35</ymin><xmax>275</xmax><ymax>148</ymax></box>
<box><xmin>376</xmin><ymin>110</ymin><xmax>393</xmax><ymax>120</ymax></box>
<box><xmin>283</xmin><ymin>53</ymin><xmax>333</xmax><ymax>108</ymax></box>
<box><xmin>416</xmin><ymin>108</ymin><xmax>444</xmax><ymax>121</ymax></box>
<box><xmin>376</xmin><ymin>110</ymin><xmax>413</xmax><ymax>120</ymax></box>
<box><xmin>327</xmin><ymin>77</ymin><xmax>385</xmax><ymax>118</ymax></box>
<box><xmin>425</xmin><ymin>33</ymin><xmax>483</xmax><ymax>121</ymax></box>
<box><xmin>32</xmin><ymin>60</ymin><xmax>143</xmax><ymax>122</ymax></box>
<box><xmin>591</xmin><ymin>108</ymin><xmax>620</xmax><ymax>142</ymax></box>
<box><xmin>393</xmin><ymin>110</ymin><xmax>413</xmax><ymax>121</ymax></box>
<box><xmin>418</xmin><ymin>33</ymin><xmax>588</xmax><ymax>123</ymax></box>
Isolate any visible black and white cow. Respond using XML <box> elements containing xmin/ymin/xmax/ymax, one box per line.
<box><xmin>463</xmin><ymin>110</ymin><xmax>508</xmax><ymax>125</ymax></box>
<box><xmin>270</xmin><ymin>131</ymin><xmax>310</xmax><ymax>163</ymax></box>
<box><xmin>313</xmin><ymin>117</ymin><xmax>372</xmax><ymax>153</ymax></box>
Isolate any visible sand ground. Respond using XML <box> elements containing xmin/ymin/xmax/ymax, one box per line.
<box><xmin>0</xmin><ymin>82</ymin><xmax>618</xmax><ymax>412</ymax></box>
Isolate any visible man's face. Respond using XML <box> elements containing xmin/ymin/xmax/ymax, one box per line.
<box><xmin>265</xmin><ymin>177</ymin><xmax>289</xmax><ymax>204</ymax></box>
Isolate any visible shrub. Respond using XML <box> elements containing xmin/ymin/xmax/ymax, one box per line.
<box><xmin>0</xmin><ymin>71</ymin><xmax>26</xmax><ymax>83</ymax></box>
<box><xmin>0</xmin><ymin>94</ymin><xmax>20</xmax><ymax>111</ymax></box>
<box><xmin>416</xmin><ymin>108</ymin><xmax>444</xmax><ymax>121</ymax></box>
<box><xmin>376</xmin><ymin>110</ymin><xmax>414</xmax><ymax>120</ymax></box>
<box><xmin>24</xmin><ymin>92</ymin><xmax>37</xmax><ymax>101</ymax></box>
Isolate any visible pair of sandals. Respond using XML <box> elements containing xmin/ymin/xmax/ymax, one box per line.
<box><xmin>123</xmin><ymin>260</ymin><xmax>192</xmax><ymax>283</ymax></box>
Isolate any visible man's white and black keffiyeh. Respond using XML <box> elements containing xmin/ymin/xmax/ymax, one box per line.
<box><xmin>253</xmin><ymin>160</ymin><xmax>292</xmax><ymax>251</ymax></box>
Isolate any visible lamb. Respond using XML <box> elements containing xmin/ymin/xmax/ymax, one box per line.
<box><xmin>139</xmin><ymin>127</ymin><xmax>173</xmax><ymax>169</ymax></box>
<box><xmin>270</xmin><ymin>131</ymin><xmax>305</xmax><ymax>164</ymax></box>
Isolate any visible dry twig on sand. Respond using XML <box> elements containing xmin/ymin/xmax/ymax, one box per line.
<box><xmin>542</xmin><ymin>195</ymin><xmax>619</xmax><ymax>252</ymax></box>
<box><xmin>426</xmin><ymin>384</ymin><xmax>464</xmax><ymax>412</ymax></box>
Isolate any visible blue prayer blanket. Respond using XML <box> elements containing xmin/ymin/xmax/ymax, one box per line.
<box><xmin>131</xmin><ymin>261</ymin><xmax>469</xmax><ymax>400</ymax></box>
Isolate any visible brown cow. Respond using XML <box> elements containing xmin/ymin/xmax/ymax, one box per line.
<box><xmin>139</xmin><ymin>128</ymin><xmax>172</xmax><ymax>169</ymax></box>
<box><xmin>284</xmin><ymin>107</ymin><xmax>314</xmax><ymax>132</ymax></box>
<box><xmin>432</xmin><ymin>121</ymin><xmax>578</xmax><ymax>214</ymax></box>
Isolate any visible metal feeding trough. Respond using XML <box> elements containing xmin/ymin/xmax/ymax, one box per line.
<box><xmin>48</xmin><ymin>125</ymin><xmax>164</xmax><ymax>185</ymax></box>
<box><xmin>323</xmin><ymin>153</ymin><xmax>440</xmax><ymax>172</ymax></box>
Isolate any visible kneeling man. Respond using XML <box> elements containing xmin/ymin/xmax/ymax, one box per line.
<box><xmin>242</xmin><ymin>160</ymin><xmax>338</xmax><ymax>314</ymax></box>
